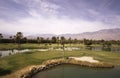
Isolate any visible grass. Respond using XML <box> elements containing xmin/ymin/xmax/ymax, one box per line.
<box><xmin>0</xmin><ymin>43</ymin><xmax>50</xmax><ymax>50</ymax></box>
<box><xmin>0</xmin><ymin>43</ymin><xmax>120</xmax><ymax>76</ymax></box>
<box><xmin>0</xmin><ymin>49</ymin><xmax>120</xmax><ymax>76</ymax></box>
<box><xmin>0</xmin><ymin>43</ymin><xmax>119</xmax><ymax>50</ymax></box>
<box><xmin>0</xmin><ymin>43</ymin><xmax>99</xmax><ymax>50</ymax></box>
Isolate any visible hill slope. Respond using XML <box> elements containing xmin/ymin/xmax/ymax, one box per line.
<box><xmin>61</xmin><ymin>28</ymin><xmax>120</xmax><ymax>40</ymax></box>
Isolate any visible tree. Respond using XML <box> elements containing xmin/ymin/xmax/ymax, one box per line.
<box><xmin>46</xmin><ymin>38</ymin><xmax>50</xmax><ymax>43</ymax></box>
<box><xmin>9</xmin><ymin>36</ymin><xmax>13</xmax><ymax>43</ymax></box>
<box><xmin>51</xmin><ymin>36</ymin><xmax>57</xmax><ymax>43</ymax></box>
<box><xmin>37</xmin><ymin>37</ymin><xmax>40</xmax><ymax>45</ymax></box>
<box><xmin>0</xmin><ymin>33</ymin><xmax>3</xmax><ymax>39</ymax></box>
<box><xmin>13</xmin><ymin>35</ymin><xmax>16</xmax><ymax>43</ymax></box>
<box><xmin>84</xmin><ymin>39</ymin><xmax>92</xmax><ymax>46</ymax></box>
<box><xmin>40</xmin><ymin>37</ymin><xmax>44</xmax><ymax>43</ymax></box>
<box><xmin>0</xmin><ymin>33</ymin><xmax>3</xmax><ymax>43</ymax></box>
<box><xmin>23</xmin><ymin>37</ymin><xmax>27</xmax><ymax>43</ymax></box>
<box><xmin>83</xmin><ymin>39</ymin><xmax>92</xmax><ymax>50</ymax></box>
<box><xmin>60</xmin><ymin>36</ymin><xmax>66</xmax><ymax>59</ymax></box>
<box><xmin>56</xmin><ymin>37</ymin><xmax>60</xmax><ymax>46</ymax></box>
<box><xmin>16</xmin><ymin>32</ymin><xmax>23</xmax><ymax>49</ymax></box>
<box><xmin>102</xmin><ymin>41</ymin><xmax>112</xmax><ymax>51</ymax></box>
<box><xmin>9</xmin><ymin>36</ymin><xmax>12</xmax><ymax>39</ymax></box>
<box><xmin>60</xmin><ymin>36</ymin><xmax>65</xmax><ymax>48</ymax></box>
<box><xmin>68</xmin><ymin>37</ymin><xmax>72</xmax><ymax>47</ymax></box>
<box><xmin>73</xmin><ymin>38</ymin><xmax>78</xmax><ymax>44</ymax></box>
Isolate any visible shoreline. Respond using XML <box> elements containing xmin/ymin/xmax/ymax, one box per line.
<box><xmin>2</xmin><ymin>57</ymin><xmax>114</xmax><ymax>78</ymax></box>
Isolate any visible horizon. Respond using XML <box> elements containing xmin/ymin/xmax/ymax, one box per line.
<box><xmin>0</xmin><ymin>0</ymin><xmax>120</xmax><ymax>35</ymax></box>
<box><xmin>1</xmin><ymin>28</ymin><xmax>120</xmax><ymax>36</ymax></box>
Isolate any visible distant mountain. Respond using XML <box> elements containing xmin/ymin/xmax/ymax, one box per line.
<box><xmin>1</xmin><ymin>28</ymin><xmax>120</xmax><ymax>40</ymax></box>
<box><xmin>64</xmin><ymin>28</ymin><xmax>120</xmax><ymax>40</ymax></box>
<box><xmin>27</xmin><ymin>34</ymin><xmax>55</xmax><ymax>39</ymax></box>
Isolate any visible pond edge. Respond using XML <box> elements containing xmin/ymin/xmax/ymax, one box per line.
<box><xmin>2</xmin><ymin>58</ymin><xmax>114</xmax><ymax>78</ymax></box>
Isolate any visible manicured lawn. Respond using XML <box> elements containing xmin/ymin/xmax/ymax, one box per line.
<box><xmin>0</xmin><ymin>43</ymin><xmax>83</xmax><ymax>50</ymax></box>
<box><xmin>0</xmin><ymin>49</ymin><xmax>120</xmax><ymax>76</ymax></box>
<box><xmin>0</xmin><ymin>43</ymin><xmax>49</xmax><ymax>50</ymax></box>
<box><xmin>0</xmin><ymin>43</ymin><xmax>120</xmax><ymax>76</ymax></box>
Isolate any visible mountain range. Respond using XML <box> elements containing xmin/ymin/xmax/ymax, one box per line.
<box><xmin>60</xmin><ymin>28</ymin><xmax>120</xmax><ymax>40</ymax></box>
<box><xmin>2</xmin><ymin>28</ymin><xmax>120</xmax><ymax>40</ymax></box>
<box><xmin>27</xmin><ymin>28</ymin><xmax>120</xmax><ymax>40</ymax></box>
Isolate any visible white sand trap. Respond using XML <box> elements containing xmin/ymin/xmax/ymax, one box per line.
<box><xmin>69</xmin><ymin>56</ymin><xmax>99</xmax><ymax>63</ymax></box>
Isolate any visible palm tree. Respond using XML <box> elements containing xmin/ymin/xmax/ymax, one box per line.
<box><xmin>0</xmin><ymin>33</ymin><xmax>3</xmax><ymax>39</ymax></box>
<box><xmin>13</xmin><ymin>35</ymin><xmax>16</xmax><ymax>43</ymax></box>
<box><xmin>57</xmin><ymin>37</ymin><xmax>60</xmax><ymax>45</ymax></box>
<box><xmin>9</xmin><ymin>36</ymin><xmax>12</xmax><ymax>39</ymax></box>
<box><xmin>40</xmin><ymin>37</ymin><xmax>44</xmax><ymax>43</ymax></box>
<box><xmin>51</xmin><ymin>36</ymin><xmax>57</xmax><ymax>43</ymax></box>
<box><xmin>23</xmin><ymin>37</ymin><xmax>27</xmax><ymax>43</ymax></box>
<box><xmin>102</xmin><ymin>41</ymin><xmax>112</xmax><ymax>51</ymax></box>
<box><xmin>60</xmin><ymin>36</ymin><xmax>65</xmax><ymax>49</ymax></box>
<box><xmin>9</xmin><ymin>36</ymin><xmax>13</xmax><ymax>43</ymax></box>
<box><xmin>16</xmin><ymin>32</ymin><xmax>23</xmax><ymax>49</ymax></box>
<box><xmin>37</xmin><ymin>37</ymin><xmax>40</xmax><ymax>45</ymax></box>
<box><xmin>60</xmin><ymin>36</ymin><xmax>65</xmax><ymax>59</ymax></box>
<box><xmin>68</xmin><ymin>37</ymin><xmax>72</xmax><ymax>47</ymax></box>
<box><xmin>83</xmin><ymin>39</ymin><xmax>92</xmax><ymax>50</ymax></box>
<box><xmin>74</xmin><ymin>38</ymin><xmax>78</xmax><ymax>44</ymax></box>
<box><xmin>0</xmin><ymin>33</ymin><xmax>3</xmax><ymax>43</ymax></box>
<box><xmin>46</xmin><ymin>37</ymin><xmax>50</xmax><ymax>43</ymax></box>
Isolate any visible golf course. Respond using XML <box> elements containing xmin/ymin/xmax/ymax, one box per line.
<box><xmin>0</xmin><ymin>43</ymin><xmax>120</xmax><ymax>78</ymax></box>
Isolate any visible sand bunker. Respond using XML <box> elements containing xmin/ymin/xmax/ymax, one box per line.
<box><xmin>69</xmin><ymin>56</ymin><xmax>99</xmax><ymax>63</ymax></box>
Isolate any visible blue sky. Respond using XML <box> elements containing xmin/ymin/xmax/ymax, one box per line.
<box><xmin>0</xmin><ymin>0</ymin><xmax>120</xmax><ymax>35</ymax></box>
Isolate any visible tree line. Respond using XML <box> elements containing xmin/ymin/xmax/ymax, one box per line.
<box><xmin>0</xmin><ymin>32</ymin><xmax>120</xmax><ymax>45</ymax></box>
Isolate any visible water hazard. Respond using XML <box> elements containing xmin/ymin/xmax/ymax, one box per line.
<box><xmin>32</xmin><ymin>64</ymin><xmax>120</xmax><ymax>78</ymax></box>
<box><xmin>0</xmin><ymin>47</ymin><xmax>120</xmax><ymax>57</ymax></box>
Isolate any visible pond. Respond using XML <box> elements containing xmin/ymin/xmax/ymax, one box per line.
<box><xmin>32</xmin><ymin>64</ymin><xmax>120</xmax><ymax>78</ymax></box>
<box><xmin>0</xmin><ymin>49</ymin><xmax>48</xmax><ymax>57</ymax></box>
<box><xmin>0</xmin><ymin>47</ymin><xmax>120</xmax><ymax>57</ymax></box>
<box><xmin>0</xmin><ymin>47</ymin><xmax>80</xmax><ymax>57</ymax></box>
<box><xmin>92</xmin><ymin>46</ymin><xmax>120</xmax><ymax>52</ymax></box>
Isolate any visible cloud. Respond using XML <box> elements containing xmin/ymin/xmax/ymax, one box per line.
<box><xmin>0</xmin><ymin>0</ymin><xmax>120</xmax><ymax>35</ymax></box>
<box><xmin>101</xmin><ymin>0</ymin><xmax>113</xmax><ymax>9</ymax></box>
<box><xmin>0</xmin><ymin>13</ymin><xmax>109</xmax><ymax>35</ymax></box>
<box><xmin>87</xmin><ymin>9</ymin><xmax>100</xmax><ymax>16</ymax></box>
<box><xmin>13</xmin><ymin>0</ymin><xmax>60</xmax><ymax>16</ymax></box>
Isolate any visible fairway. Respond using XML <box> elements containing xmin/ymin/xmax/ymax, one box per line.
<box><xmin>0</xmin><ymin>48</ymin><xmax>120</xmax><ymax>77</ymax></box>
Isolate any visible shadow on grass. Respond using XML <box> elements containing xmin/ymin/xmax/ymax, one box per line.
<box><xmin>0</xmin><ymin>68</ymin><xmax>11</xmax><ymax>76</ymax></box>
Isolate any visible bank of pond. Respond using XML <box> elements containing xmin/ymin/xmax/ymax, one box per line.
<box><xmin>2</xmin><ymin>58</ymin><xmax>116</xmax><ymax>78</ymax></box>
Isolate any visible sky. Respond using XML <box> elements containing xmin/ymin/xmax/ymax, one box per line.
<box><xmin>0</xmin><ymin>0</ymin><xmax>120</xmax><ymax>35</ymax></box>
